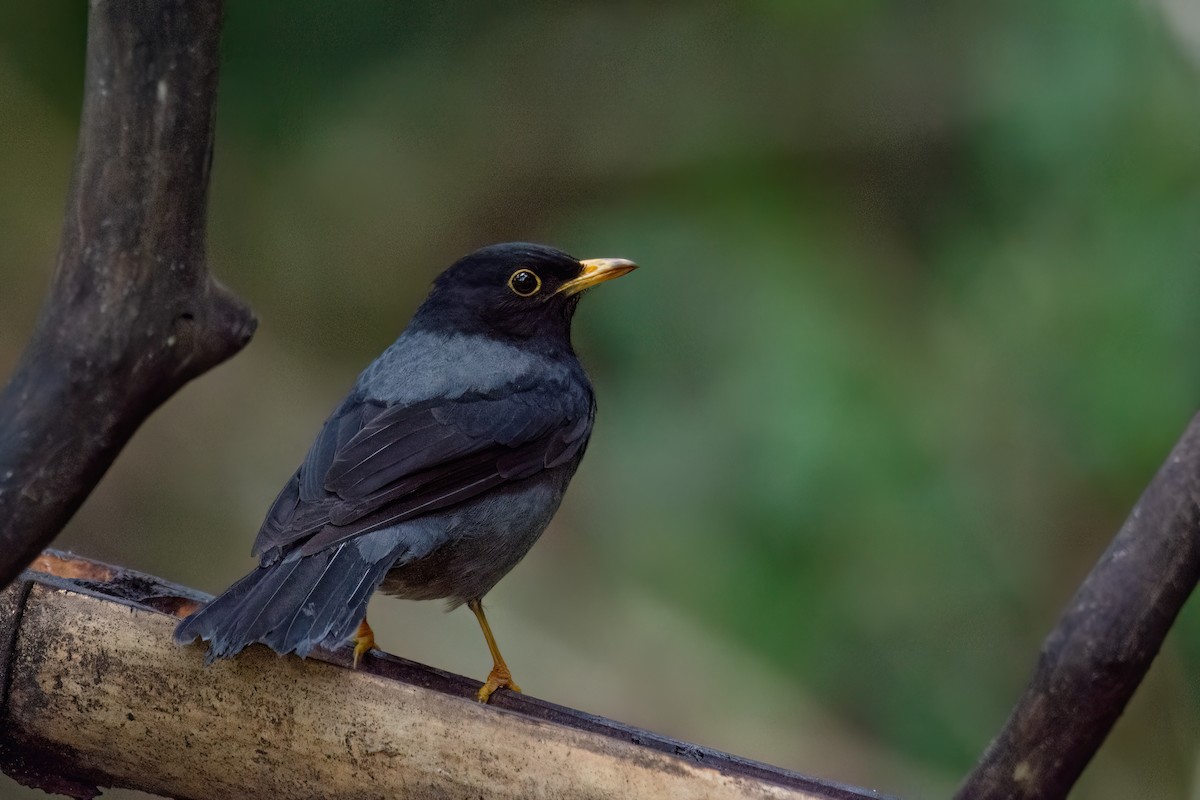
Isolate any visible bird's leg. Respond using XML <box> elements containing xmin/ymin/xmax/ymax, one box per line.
<box><xmin>468</xmin><ymin>598</ymin><xmax>522</xmax><ymax>703</ymax></box>
<box><xmin>352</xmin><ymin>617</ymin><xmax>376</xmax><ymax>668</ymax></box>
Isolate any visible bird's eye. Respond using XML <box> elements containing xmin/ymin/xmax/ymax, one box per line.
<box><xmin>508</xmin><ymin>269</ymin><xmax>542</xmax><ymax>297</ymax></box>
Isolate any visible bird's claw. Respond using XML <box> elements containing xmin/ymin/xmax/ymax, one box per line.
<box><xmin>352</xmin><ymin>619</ymin><xmax>376</xmax><ymax>669</ymax></box>
<box><xmin>476</xmin><ymin>666</ymin><xmax>522</xmax><ymax>703</ymax></box>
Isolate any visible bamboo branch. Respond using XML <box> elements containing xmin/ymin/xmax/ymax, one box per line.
<box><xmin>956</xmin><ymin>411</ymin><xmax>1200</xmax><ymax>800</ymax></box>
<box><xmin>0</xmin><ymin>551</ymin><xmax>889</xmax><ymax>800</ymax></box>
<box><xmin>0</xmin><ymin>0</ymin><xmax>256</xmax><ymax>589</ymax></box>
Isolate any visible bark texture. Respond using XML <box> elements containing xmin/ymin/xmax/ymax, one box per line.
<box><xmin>0</xmin><ymin>0</ymin><xmax>256</xmax><ymax>589</ymax></box>
<box><xmin>957</xmin><ymin>412</ymin><xmax>1200</xmax><ymax>800</ymax></box>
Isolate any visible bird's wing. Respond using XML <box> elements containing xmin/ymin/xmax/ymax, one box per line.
<box><xmin>252</xmin><ymin>378</ymin><xmax>593</xmax><ymax>563</ymax></box>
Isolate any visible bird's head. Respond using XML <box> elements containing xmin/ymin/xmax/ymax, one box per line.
<box><xmin>412</xmin><ymin>243</ymin><xmax>637</xmax><ymax>345</ymax></box>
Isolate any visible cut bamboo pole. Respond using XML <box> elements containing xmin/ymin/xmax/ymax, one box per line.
<box><xmin>0</xmin><ymin>552</ymin><xmax>887</xmax><ymax>800</ymax></box>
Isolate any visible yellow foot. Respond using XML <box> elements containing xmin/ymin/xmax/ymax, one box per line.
<box><xmin>476</xmin><ymin>665</ymin><xmax>522</xmax><ymax>704</ymax></box>
<box><xmin>352</xmin><ymin>618</ymin><xmax>376</xmax><ymax>669</ymax></box>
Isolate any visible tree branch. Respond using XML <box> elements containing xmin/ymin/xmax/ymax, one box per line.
<box><xmin>956</xmin><ymin>411</ymin><xmax>1200</xmax><ymax>800</ymax></box>
<box><xmin>0</xmin><ymin>0</ymin><xmax>256</xmax><ymax>588</ymax></box>
<box><xmin>0</xmin><ymin>552</ymin><xmax>888</xmax><ymax>800</ymax></box>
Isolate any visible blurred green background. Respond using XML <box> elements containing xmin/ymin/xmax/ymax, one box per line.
<box><xmin>3</xmin><ymin>2</ymin><xmax>1200</xmax><ymax>798</ymax></box>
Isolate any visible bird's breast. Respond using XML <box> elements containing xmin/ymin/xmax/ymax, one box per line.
<box><xmin>360</xmin><ymin>331</ymin><xmax>584</xmax><ymax>404</ymax></box>
<box><xmin>377</xmin><ymin>462</ymin><xmax>578</xmax><ymax>605</ymax></box>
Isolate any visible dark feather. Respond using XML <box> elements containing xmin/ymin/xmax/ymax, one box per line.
<box><xmin>252</xmin><ymin>379</ymin><xmax>592</xmax><ymax>561</ymax></box>
<box><xmin>175</xmin><ymin>241</ymin><xmax>626</xmax><ymax>664</ymax></box>
<box><xmin>175</xmin><ymin>535</ymin><xmax>405</xmax><ymax>661</ymax></box>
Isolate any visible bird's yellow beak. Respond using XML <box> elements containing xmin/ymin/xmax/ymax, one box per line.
<box><xmin>557</xmin><ymin>258</ymin><xmax>638</xmax><ymax>296</ymax></box>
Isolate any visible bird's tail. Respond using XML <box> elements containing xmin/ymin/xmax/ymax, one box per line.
<box><xmin>174</xmin><ymin>541</ymin><xmax>396</xmax><ymax>663</ymax></box>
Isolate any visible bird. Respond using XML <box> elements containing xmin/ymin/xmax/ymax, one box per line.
<box><xmin>175</xmin><ymin>242</ymin><xmax>636</xmax><ymax>702</ymax></box>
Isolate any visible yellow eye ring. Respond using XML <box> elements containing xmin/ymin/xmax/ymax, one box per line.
<box><xmin>508</xmin><ymin>269</ymin><xmax>542</xmax><ymax>297</ymax></box>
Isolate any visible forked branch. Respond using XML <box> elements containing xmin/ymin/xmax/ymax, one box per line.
<box><xmin>0</xmin><ymin>0</ymin><xmax>256</xmax><ymax>588</ymax></box>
